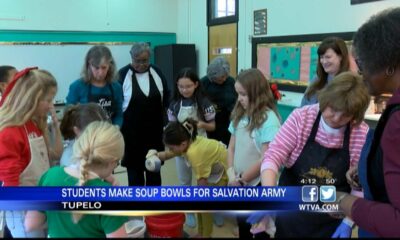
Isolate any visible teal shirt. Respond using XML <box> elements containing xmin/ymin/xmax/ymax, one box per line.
<box><xmin>66</xmin><ymin>79</ymin><xmax>123</xmax><ymax>127</ymax></box>
<box><xmin>38</xmin><ymin>166</ymin><xmax>128</xmax><ymax>238</ymax></box>
<box><xmin>229</xmin><ymin>110</ymin><xmax>281</xmax><ymax>151</ymax></box>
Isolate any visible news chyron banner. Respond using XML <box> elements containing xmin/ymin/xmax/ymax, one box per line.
<box><xmin>0</xmin><ymin>186</ymin><xmax>341</xmax><ymax>213</ymax></box>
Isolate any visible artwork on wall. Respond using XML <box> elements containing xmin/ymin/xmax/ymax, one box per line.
<box><xmin>254</xmin><ymin>9</ymin><xmax>267</xmax><ymax>36</ymax></box>
<box><xmin>351</xmin><ymin>0</ymin><xmax>382</xmax><ymax>5</ymax></box>
<box><xmin>252</xmin><ymin>32</ymin><xmax>356</xmax><ymax>92</ymax></box>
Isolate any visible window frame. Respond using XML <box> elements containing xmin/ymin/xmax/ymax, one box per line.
<box><xmin>207</xmin><ymin>0</ymin><xmax>238</xmax><ymax>26</ymax></box>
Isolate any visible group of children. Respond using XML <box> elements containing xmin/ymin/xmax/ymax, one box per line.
<box><xmin>146</xmin><ymin>68</ymin><xmax>282</xmax><ymax>238</ymax></box>
<box><xmin>0</xmin><ymin>62</ymin><xmax>283</xmax><ymax>238</ymax></box>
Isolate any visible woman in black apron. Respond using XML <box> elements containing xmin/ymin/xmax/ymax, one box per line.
<box><xmin>336</xmin><ymin>8</ymin><xmax>400</xmax><ymax>237</ymax></box>
<box><xmin>260</xmin><ymin>72</ymin><xmax>370</xmax><ymax>237</ymax></box>
<box><xmin>118</xmin><ymin>42</ymin><xmax>170</xmax><ymax>186</ymax></box>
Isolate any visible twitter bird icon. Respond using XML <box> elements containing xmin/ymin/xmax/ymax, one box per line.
<box><xmin>320</xmin><ymin>186</ymin><xmax>336</xmax><ymax>202</ymax></box>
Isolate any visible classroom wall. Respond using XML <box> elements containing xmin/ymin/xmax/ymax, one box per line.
<box><xmin>0</xmin><ymin>0</ymin><xmax>179</xmax><ymax>102</ymax></box>
<box><xmin>237</xmin><ymin>0</ymin><xmax>400</xmax><ymax>107</ymax></box>
<box><xmin>175</xmin><ymin>0</ymin><xmax>400</xmax><ymax>87</ymax></box>
<box><xmin>0</xmin><ymin>0</ymin><xmax>178</xmax><ymax>32</ymax></box>
<box><xmin>239</xmin><ymin>0</ymin><xmax>400</xmax><ymax>75</ymax></box>
<box><xmin>176</xmin><ymin>0</ymin><xmax>208</xmax><ymax>77</ymax></box>
<box><xmin>1</xmin><ymin>0</ymin><xmax>400</xmax><ymax>102</ymax></box>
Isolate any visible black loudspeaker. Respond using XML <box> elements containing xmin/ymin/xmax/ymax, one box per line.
<box><xmin>154</xmin><ymin>44</ymin><xmax>197</xmax><ymax>96</ymax></box>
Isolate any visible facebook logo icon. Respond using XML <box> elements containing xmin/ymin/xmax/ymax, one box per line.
<box><xmin>302</xmin><ymin>185</ymin><xmax>318</xmax><ymax>202</ymax></box>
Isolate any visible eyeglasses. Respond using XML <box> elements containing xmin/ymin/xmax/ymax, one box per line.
<box><xmin>133</xmin><ymin>58</ymin><xmax>150</xmax><ymax>65</ymax></box>
<box><xmin>177</xmin><ymin>84</ymin><xmax>196</xmax><ymax>91</ymax></box>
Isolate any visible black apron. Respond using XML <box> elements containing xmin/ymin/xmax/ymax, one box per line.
<box><xmin>87</xmin><ymin>83</ymin><xmax>115</xmax><ymax>121</ymax></box>
<box><xmin>120</xmin><ymin>71</ymin><xmax>164</xmax><ymax>169</ymax></box>
<box><xmin>203</xmin><ymin>78</ymin><xmax>236</xmax><ymax>146</ymax></box>
<box><xmin>208</xmin><ymin>107</ymin><xmax>231</xmax><ymax>146</ymax></box>
<box><xmin>275</xmin><ymin>112</ymin><xmax>351</xmax><ymax>238</ymax></box>
<box><xmin>366</xmin><ymin>104</ymin><xmax>400</xmax><ymax>203</ymax></box>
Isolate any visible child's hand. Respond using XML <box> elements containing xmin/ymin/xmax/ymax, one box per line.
<box><xmin>104</xmin><ymin>175</ymin><xmax>119</xmax><ymax>186</ymax></box>
<box><xmin>226</xmin><ymin>167</ymin><xmax>236</xmax><ymax>183</ymax></box>
<box><xmin>197</xmin><ymin>120</ymin><xmax>204</xmax><ymax>129</ymax></box>
<box><xmin>146</xmin><ymin>149</ymin><xmax>158</xmax><ymax>159</ymax></box>
<box><xmin>145</xmin><ymin>150</ymin><xmax>162</xmax><ymax>172</ymax></box>
<box><xmin>228</xmin><ymin>180</ymin><xmax>241</xmax><ymax>187</ymax></box>
<box><xmin>49</xmin><ymin>106</ymin><xmax>60</xmax><ymax>129</ymax></box>
<box><xmin>247</xmin><ymin>214</ymin><xmax>276</xmax><ymax>236</ymax></box>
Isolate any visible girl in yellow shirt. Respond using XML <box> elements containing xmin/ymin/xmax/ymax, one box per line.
<box><xmin>147</xmin><ymin>118</ymin><xmax>228</xmax><ymax>238</ymax></box>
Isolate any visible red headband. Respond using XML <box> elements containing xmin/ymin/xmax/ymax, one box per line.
<box><xmin>0</xmin><ymin>67</ymin><xmax>38</xmax><ymax>107</ymax></box>
<box><xmin>270</xmin><ymin>83</ymin><xmax>281</xmax><ymax>100</ymax></box>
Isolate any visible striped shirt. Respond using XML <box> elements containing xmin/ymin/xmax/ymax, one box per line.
<box><xmin>261</xmin><ymin>104</ymin><xmax>369</xmax><ymax>174</ymax></box>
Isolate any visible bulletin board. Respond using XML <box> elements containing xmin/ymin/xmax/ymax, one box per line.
<box><xmin>0</xmin><ymin>30</ymin><xmax>176</xmax><ymax>102</ymax></box>
<box><xmin>252</xmin><ymin>32</ymin><xmax>355</xmax><ymax>93</ymax></box>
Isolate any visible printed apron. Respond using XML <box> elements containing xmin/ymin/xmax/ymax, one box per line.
<box><xmin>175</xmin><ymin>102</ymin><xmax>206</xmax><ymax>186</ymax></box>
<box><xmin>88</xmin><ymin>83</ymin><xmax>115</xmax><ymax>122</ymax></box>
<box><xmin>275</xmin><ymin>112</ymin><xmax>351</xmax><ymax>238</ymax></box>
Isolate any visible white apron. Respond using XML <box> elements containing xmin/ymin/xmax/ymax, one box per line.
<box><xmin>175</xmin><ymin>101</ymin><xmax>207</xmax><ymax>186</ymax></box>
<box><xmin>5</xmin><ymin>125</ymin><xmax>49</xmax><ymax>238</ymax></box>
<box><xmin>233</xmin><ymin>125</ymin><xmax>262</xmax><ymax>186</ymax></box>
<box><xmin>177</xmin><ymin>101</ymin><xmax>207</xmax><ymax>137</ymax></box>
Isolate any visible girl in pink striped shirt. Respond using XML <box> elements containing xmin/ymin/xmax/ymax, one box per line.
<box><xmin>261</xmin><ymin>72</ymin><xmax>370</xmax><ymax>237</ymax></box>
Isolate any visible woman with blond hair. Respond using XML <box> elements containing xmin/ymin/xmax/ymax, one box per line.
<box><xmin>25</xmin><ymin>121</ymin><xmax>128</xmax><ymax>238</ymax></box>
<box><xmin>0</xmin><ymin>68</ymin><xmax>62</xmax><ymax>237</ymax></box>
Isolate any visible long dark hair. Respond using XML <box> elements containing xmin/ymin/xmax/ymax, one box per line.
<box><xmin>172</xmin><ymin>68</ymin><xmax>207</xmax><ymax>121</ymax></box>
<box><xmin>163</xmin><ymin>118</ymin><xmax>198</xmax><ymax>145</ymax></box>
